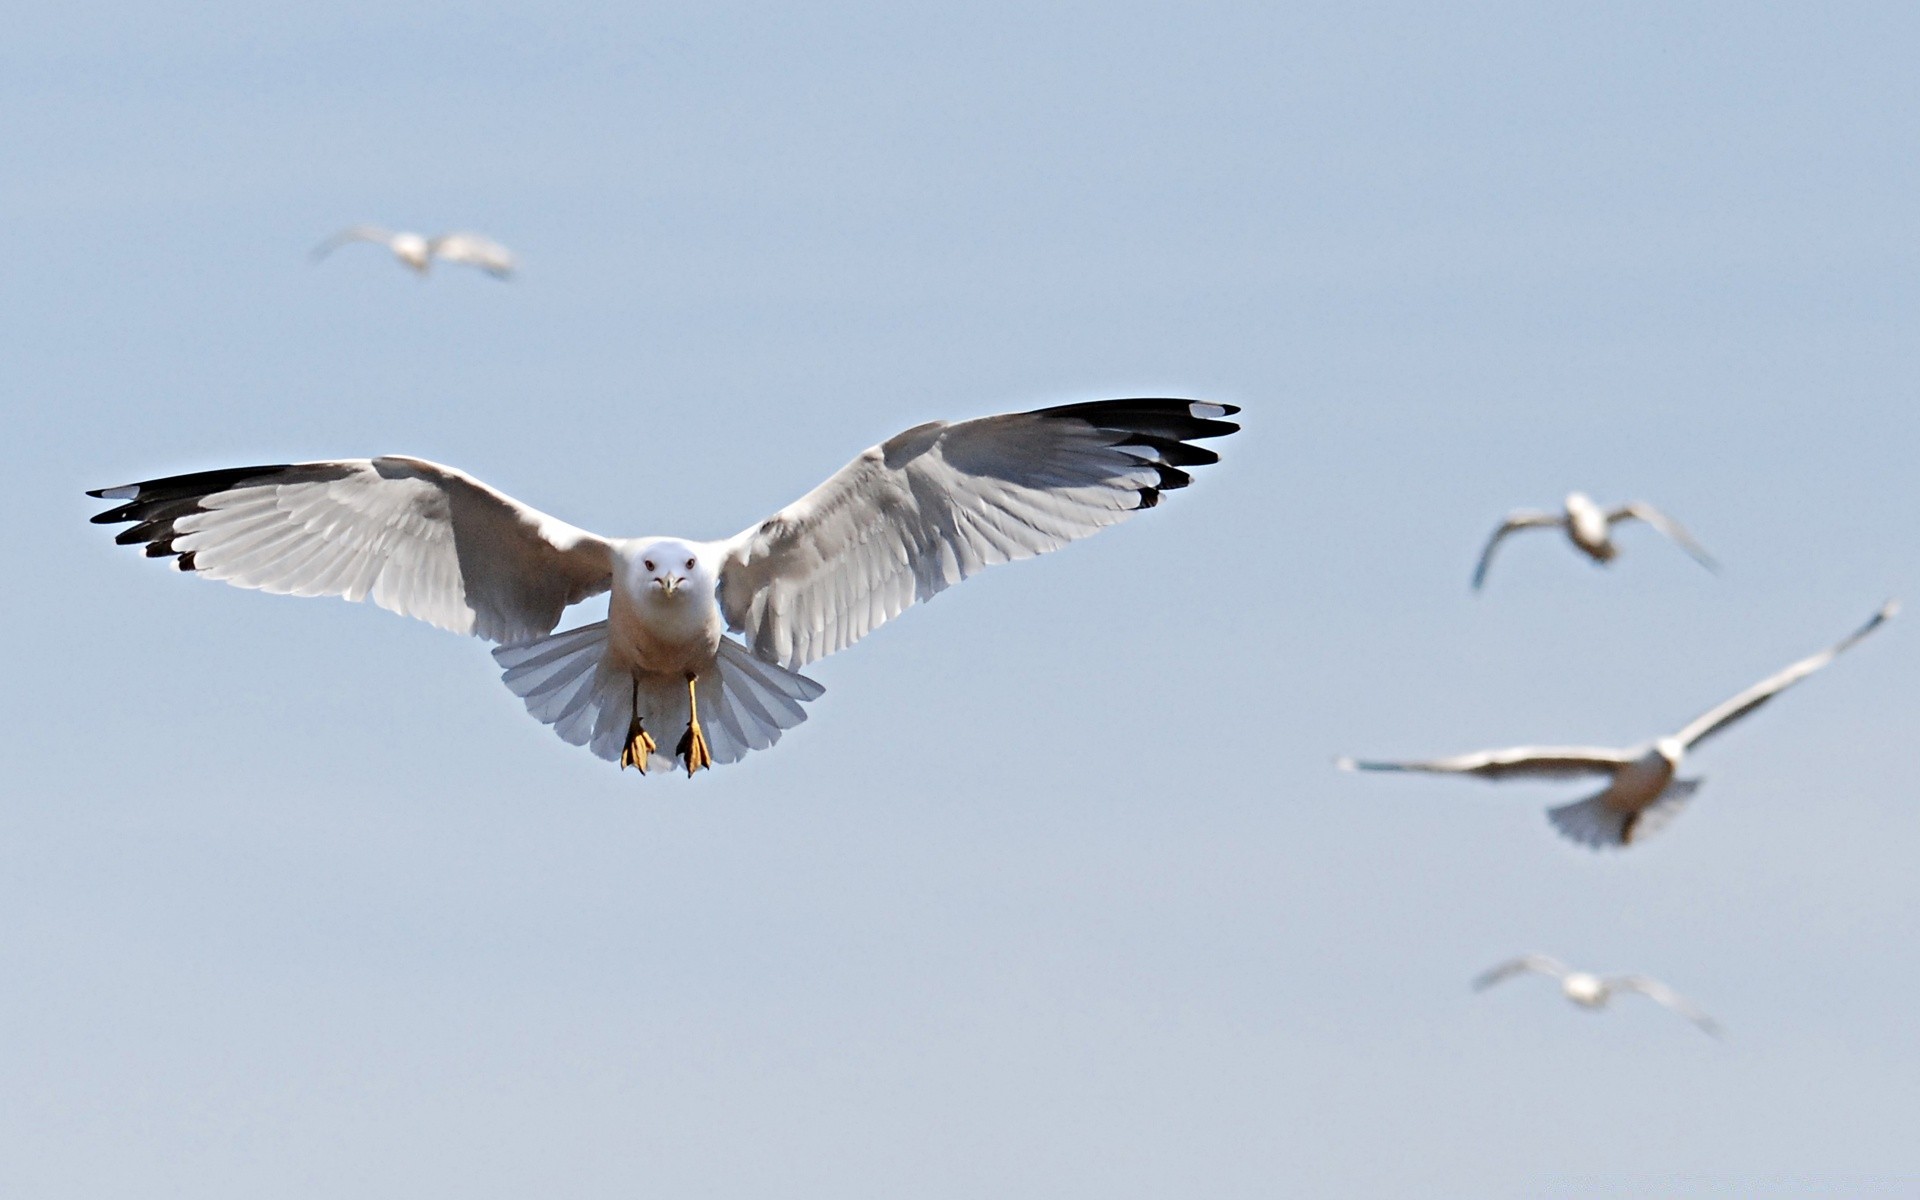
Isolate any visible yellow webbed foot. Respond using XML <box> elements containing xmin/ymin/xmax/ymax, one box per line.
<box><xmin>675</xmin><ymin>722</ymin><xmax>713</xmax><ymax>777</ymax></box>
<box><xmin>621</xmin><ymin>716</ymin><xmax>656</xmax><ymax>772</ymax></box>
<box><xmin>676</xmin><ymin>673</ymin><xmax>713</xmax><ymax>777</ymax></box>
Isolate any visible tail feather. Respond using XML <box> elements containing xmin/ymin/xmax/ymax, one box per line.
<box><xmin>1548</xmin><ymin>778</ymin><xmax>1703</xmax><ymax>849</ymax></box>
<box><xmin>493</xmin><ymin>625</ymin><xmax>823</xmax><ymax>772</ymax></box>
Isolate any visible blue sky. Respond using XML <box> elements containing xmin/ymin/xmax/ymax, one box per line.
<box><xmin>4</xmin><ymin>2</ymin><xmax>1917</xmax><ymax>1195</ymax></box>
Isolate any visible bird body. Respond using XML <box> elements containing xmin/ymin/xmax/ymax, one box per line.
<box><xmin>1339</xmin><ymin>603</ymin><xmax>1896</xmax><ymax>847</ymax></box>
<box><xmin>1471</xmin><ymin>492</ymin><xmax>1715</xmax><ymax>589</ymax></box>
<box><xmin>1562</xmin><ymin>491</ymin><xmax>1615</xmax><ymax>561</ymax></box>
<box><xmin>1558</xmin><ymin>971</ymin><xmax>1608</xmax><ymax>1007</ymax></box>
<box><xmin>90</xmin><ymin>398</ymin><xmax>1239</xmax><ymax>775</ymax></box>
<box><xmin>1472</xmin><ymin>955</ymin><xmax>1719</xmax><ymax>1035</ymax></box>
<box><xmin>312</xmin><ymin>226</ymin><xmax>515</xmax><ymax>278</ymax></box>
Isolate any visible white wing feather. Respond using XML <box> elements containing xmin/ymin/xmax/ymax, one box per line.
<box><xmin>1609</xmin><ymin>975</ymin><xmax>1721</xmax><ymax>1036</ymax></box>
<box><xmin>1674</xmin><ymin>601</ymin><xmax>1897</xmax><ymax>750</ymax></box>
<box><xmin>89</xmin><ymin>456</ymin><xmax>614</xmax><ymax>644</ymax></box>
<box><xmin>311</xmin><ymin>225</ymin><xmax>399</xmax><ymax>260</ymax></box>
<box><xmin>1337</xmin><ymin>746</ymin><xmax>1631</xmax><ymax>781</ymax></box>
<box><xmin>428</xmin><ymin>232</ymin><xmax>516</xmax><ymax>276</ymax></box>
<box><xmin>1470</xmin><ymin>510</ymin><xmax>1563</xmax><ymax>590</ymax></box>
<box><xmin>715</xmin><ymin>399</ymin><xmax>1240</xmax><ymax>670</ymax></box>
<box><xmin>1472</xmin><ymin>955</ymin><xmax>1569</xmax><ymax>990</ymax></box>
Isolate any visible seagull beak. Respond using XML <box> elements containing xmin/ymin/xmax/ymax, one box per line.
<box><xmin>655</xmin><ymin>575</ymin><xmax>682</xmax><ymax>595</ymax></box>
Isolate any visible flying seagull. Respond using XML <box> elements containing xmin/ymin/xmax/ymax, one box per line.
<box><xmin>1337</xmin><ymin>601</ymin><xmax>1896</xmax><ymax>847</ymax></box>
<box><xmin>312</xmin><ymin>226</ymin><xmax>516</xmax><ymax>278</ymax></box>
<box><xmin>1472</xmin><ymin>492</ymin><xmax>1716</xmax><ymax>590</ymax></box>
<box><xmin>1474</xmin><ymin>955</ymin><xmax>1720</xmax><ymax>1036</ymax></box>
<box><xmin>88</xmin><ymin>398</ymin><xmax>1239</xmax><ymax>776</ymax></box>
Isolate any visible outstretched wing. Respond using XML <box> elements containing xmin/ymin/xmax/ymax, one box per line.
<box><xmin>1674</xmin><ymin>601</ymin><xmax>1898</xmax><ymax>750</ymax></box>
<box><xmin>1610</xmin><ymin>975</ymin><xmax>1721</xmax><ymax>1036</ymax></box>
<box><xmin>1336</xmin><ymin>746</ymin><xmax>1631</xmax><ymax>781</ymax></box>
<box><xmin>428</xmin><ymin>232</ymin><xmax>515</xmax><ymax>277</ymax></box>
<box><xmin>88</xmin><ymin>456</ymin><xmax>615</xmax><ymax>644</ymax></box>
<box><xmin>312</xmin><ymin>225</ymin><xmax>397</xmax><ymax>260</ymax></box>
<box><xmin>1471</xmin><ymin>511</ymin><xmax>1562</xmax><ymax>590</ymax></box>
<box><xmin>715</xmin><ymin>398</ymin><xmax>1240</xmax><ymax>670</ymax></box>
<box><xmin>1472</xmin><ymin>955</ymin><xmax>1568</xmax><ymax>991</ymax></box>
<box><xmin>1606</xmin><ymin>501</ymin><xmax>1718</xmax><ymax>572</ymax></box>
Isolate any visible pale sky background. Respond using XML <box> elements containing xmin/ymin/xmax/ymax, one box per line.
<box><xmin>4</xmin><ymin>2</ymin><xmax>1918</xmax><ymax>1195</ymax></box>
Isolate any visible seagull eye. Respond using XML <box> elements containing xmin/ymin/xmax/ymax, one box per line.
<box><xmin>685</xmin><ymin>557</ymin><xmax>696</xmax><ymax>570</ymax></box>
<box><xmin>643</xmin><ymin>559</ymin><xmax>654</xmax><ymax>571</ymax></box>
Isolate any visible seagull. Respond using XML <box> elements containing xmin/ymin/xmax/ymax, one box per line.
<box><xmin>312</xmin><ymin>226</ymin><xmax>516</xmax><ymax>278</ymax></box>
<box><xmin>1473</xmin><ymin>955</ymin><xmax>1720</xmax><ymax>1036</ymax></box>
<box><xmin>88</xmin><ymin>398</ymin><xmax>1239</xmax><ymax>776</ymax></box>
<box><xmin>1471</xmin><ymin>492</ymin><xmax>1716</xmax><ymax>590</ymax></box>
<box><xmin>1337</xmin><ymin>601</ymin><xmax>1896</xmax><ymax>847</ymax></box>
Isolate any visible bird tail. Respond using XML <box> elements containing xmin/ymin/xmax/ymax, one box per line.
<box><xmin>1548</xmin><ymin>778</ymin><xmax>1702</xmax><ymax>849</ymax></box>
<box><xmin>492</xmin><ymin>624</ymin><xmax>823</xmax><ymax>771</ymax></box>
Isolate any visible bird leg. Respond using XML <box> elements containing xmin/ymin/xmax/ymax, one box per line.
<box><xmin>676</xmin><ymin>674</ymin><xmax>713</xmax><ymax>777</ymax></box>
<box><xmin>621</xmin><ymin>678</ymin><xmax>656</xmax><ymax>772</ymax></box>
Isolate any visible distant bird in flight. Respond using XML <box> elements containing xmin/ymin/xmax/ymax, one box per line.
<box><xmin>312</xmin><ymin>226</ymin><xmax>516</xmax><ymax>278</ymax></box>
<box><xmin>88</xmin><ymin>399</ymin><xmax>1239</xmax><ymax>776</ymax></box>
<box><xmin>1472</xmin><ymin>492</ymin><xmax>1716</xmax><ymax>590</ymax></box>
<box><xmin>1473</xmin><ymin>955</ymin><xmax>1720</xmax><ymax>1036</ymax></box>
<box><xmin>1338</xmin><ymin>602</ymin><xmax>1896</xmax><ymax>848</ymax></box>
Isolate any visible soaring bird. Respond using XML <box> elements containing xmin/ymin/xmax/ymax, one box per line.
<box><xmin>312</xmin><ymin>226</ymin><xmax>516</xmax><ymax>278</ymax></box>
<box><xmin>1337</xmin><ymin>602</ymin><xmax>1896</xmax><ymax>847</ymax></box>
<box><xmin>1473</xmin><ymin>955</ymin><xmax>1720</xmax><ymax>1036</ymax></box>
<box><xmin>1471</xmin><ymin>492</ymin><xmax>1716</xmax><ymax>590</ymax></box>
<box><xmin>88</xmin><ymin>399</ymin><xmax>1239</xmax><ymax>776</ymax></box>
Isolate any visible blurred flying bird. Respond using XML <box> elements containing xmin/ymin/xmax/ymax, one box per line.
<box><xmin>1472</xmin><ymin>492</ymin><xmax>1716</xmax><ymax>590</ymax></box>
<box><xmin>1338</xmin><ymin>602</ymin><xmax>1897</xmax><ymax>848</ymax></box>
<box><xmin>1473</xmin><ymin>955</ymin><xmax>1720</xmax><ymax>1036</ymax></box>
<box><xmin>311</xmin><ymin>226</ymin><xmax>516</xmax><ymax>278</ymax></box>
<box><xmin>88</xmin><ymin>399</ymin><xmax>1239</xmax><ymax>776</ymax></box>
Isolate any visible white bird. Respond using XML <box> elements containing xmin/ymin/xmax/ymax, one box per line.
<box><xmin>1473</xmin><ymin>955</ymin><xmax>1720</xmax><ymax>1036</ymax></box>
<box><xmin>312</xmin><ymin>226</ymin><xmax>516</xmax><ymax>278</ymax></box>
<box><xmin>89</xmin><ymin>398</ymin><xmax>1239</xmax><ymax>776</ymax></box>
<box><xmin>1472</xmin><ymin>492</ymin><xmax>1716</xmax><ymax>590</ymax></box>
<box><xmin>1337</xmin><ymin>602</ymin><xmax>1896</xmax><ymax>847</ymax></box>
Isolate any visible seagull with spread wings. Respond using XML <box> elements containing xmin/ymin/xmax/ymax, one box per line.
<box><xmin>89</xmin><ymin>399</ymin><xmax>1239</xmax><ymax>775</ymax></box>
<box><xmin>1338</xmin><ymin>602</ymin><xmax>1896</xmax><ymax>847</ymax></box>
<box><xmin>312</xmin><ymin>226</ymin><xmax>516</xmax><ymax>278</ymax></box>
<box><xmin>1473</xmin><ymin>955</ymin><xmax>1720</xmax><ymax>1036</ymax></box>
<box><xmin>1471</xmin><ymin>492</ymin><xmax>1717</xmax><ymax>590</ymax></box>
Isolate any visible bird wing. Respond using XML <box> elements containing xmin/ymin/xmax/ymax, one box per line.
<box><xmin>1472</xmin><ymin>955</ymin><xmax>1569</xmax><ymax>990</ymax></box>
<box><xmin>1674</xmin><ymin>601</ymin><xmax>1898</xmax><ymax>750</ymax></box>
<box><xmin>1609</xmin><ymin>975</ymin><xmax>1721</xmax><ymax>1036</ymax></box>
<box><xmin>428</xmin><ymin>232</ymin><xmax>515</xmax><ymax>276</ymax></box>
<box><xmin>1470</xmin><ymin>511</ymin><xmax>1562</xmax><ymax>590</ymax></box>
<box><xmin>88</xmin><ymin>457</ymin><xmax>614</xmax><ymax>644</ymax></box>
<box><xmin>1605</xmin><ymin>501</ymin><xmax>1718</xmax><ymax>572</ymax></box>
<box><xmin>714</xmin><ymin>398</ymin><xmax>1240</xmax><ymax>670</ymax></box>
<box><xmin>1336</xmin><ymin>746</ymin><xmax>1631</xmax><ymax>781</ymax></box>
<box><xmin>311</xmin><ymin>225</ymin><xmax>397</xmax><ymax>260</ymax></box>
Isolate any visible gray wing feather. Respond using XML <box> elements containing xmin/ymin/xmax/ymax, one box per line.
<box><xmin>88</xmin><ymin>456</ymin><xmax>614</xmax><ymax>644</ymax></box>
<box><xmin>716</xmin><ymin>399</ymin><xmax>1239</xmax><ymax>670</ymax></box>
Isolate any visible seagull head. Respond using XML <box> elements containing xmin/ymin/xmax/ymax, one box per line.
<box><xmin>631</xmin><ymin>539</ymin><xmax>711</xmax><ymax>602</ymax></box>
